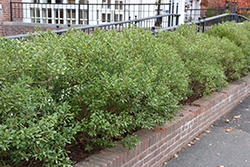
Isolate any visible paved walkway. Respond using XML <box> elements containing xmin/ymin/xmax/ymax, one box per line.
<box><xmin>163</xmin><ymin>95</ymin><xmax>250</xmax><ymax>167</ymax></box>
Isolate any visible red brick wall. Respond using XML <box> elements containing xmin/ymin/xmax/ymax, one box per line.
<box><xmin>2</xmin><ymin>22</ymin><xmax>80</xmax><ymax>37</ymax></box>
<box><xmin>74</xmin><ymin>74</ymin><xmax>250</xmax><ymax>167</ymax></box>
<box><xmin>0</xmin><ymin>0</ymin><xmax>22</xmax><ymax>36</ymax></box>
<box><xmin>3</xmin><ymin>24</ymin><xmax>58</xmax><ymax>36</ymax></box>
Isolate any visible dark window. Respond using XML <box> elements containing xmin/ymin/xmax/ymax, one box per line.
<box><xmin>56</xmin><ymin>0</ymin><xmax>62</xmax><ymax>4</ymax></box>
<box><xmin>102</xmin><ymin>13</ymin><xmax>105</xmax><ymax>22</ymax></box>
<box><xmin>68</xmin><ymin>0</ymin><xmax>75</xmax><ymax>4</ymax></box>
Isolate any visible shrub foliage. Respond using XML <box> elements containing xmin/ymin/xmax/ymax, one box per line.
<box><xmin>1</xmin><ymin>21</ymin><xmax>250</xmax><ymax>166</ymax></box>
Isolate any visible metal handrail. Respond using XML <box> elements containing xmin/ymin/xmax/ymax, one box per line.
<box><xmin>158</xmin><ymin>13</ymin><xmax>250</xmax><ymax>32</ymax></box>
<box><xmin>4</xmin><ymin>13</ymin><xmax>180</xmax><ymax>39</ymax></box>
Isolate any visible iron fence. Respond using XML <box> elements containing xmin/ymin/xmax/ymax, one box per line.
<box><xmin>158</xmin><ymin>13</ymin><xmax>250</xmax><ymax>34</ymax></box>
<box><xmin>10</xmin><ymin>1</ymin><xmax>178</xmax><ymax>26</ymax></box>
<box><xmin>5</xmin><ymin>13</ymin><xmax>180</xmax><ymax>39</ymax></box>
<box><xmin>5</xmin><ymin>11</ymin><xmax>250</xmax><ymax>40</ymax></box>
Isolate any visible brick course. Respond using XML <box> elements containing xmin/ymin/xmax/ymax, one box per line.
<box><xmin>75</xmin><ymin>74</ymin><xmax>250</xmax><ymax>167</ymax></box>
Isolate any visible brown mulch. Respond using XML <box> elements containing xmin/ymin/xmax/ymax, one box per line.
<box><xmin>3</xmin><ymin>144</ymin><xmax>104</xmax><ymax>167</ymax></box>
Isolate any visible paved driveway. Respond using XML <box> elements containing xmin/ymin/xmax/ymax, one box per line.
<box><xmin>163</xmin><ymin>95</ymin><xmax>250</xmax><ymax>167</ymax></box>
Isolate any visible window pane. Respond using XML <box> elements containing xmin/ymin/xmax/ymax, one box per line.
<box><xmin>72</xmin><ymin>9</ymin><xmax>75</xmax><ymax>18</ymax></box>
<box><xmin>67</xmin><ymin>9</ymin><xmax>71</xmax><ymax>18</ymax></box>
<box><xmin>115</xmin><ymin>14</ymin><xmax>118</xmax><ymax>21</ymax></box>
<box><xmin>60</xmin><ymin>9</ymin><xmax>63</xmax><ymax>18</ymax></box>
<box><xmin>120</xmin><ymin>1</ymin><xmax>123</xmax><ymax>10</ymax></box>
<box><xmin>30</xmin><ymin>8</ymin><xmax>35</xmax><ymax>17</ymax></box>
<box><xmin>48</xmin><ymin>9</ymin><xmax>52</xmax><ymax>17</ymax></box>
<box><xmin>56</xmin><ymin>0</ymin><xmax>62</xmax><ymax>4</ymax></box>
<box><xmin>42</xmin><ymin>8</ymin><xmax>46</xmax><ymax>17</ymax></box>
<box><xmin>84</xmin><ymin>9</ymin><xmax>87</xmax><ymax>19</ymax></box>
<box><xmin>107</xmin><ymin>13</ymin><xmax>110</xmax><ymax>22</ymax></box>
<box><xmin>102</xmin><ymin>13</ymin><xmax>105</xmax><ymax>22</ymax></box>
<box><xmin>115</xmin><ymin>1</ymin><xmax>118</xmax><ymax>9</ymax></box>
<box><xmin>80</xmin><ymin>0</ymin><xmax>87</xmax><ymax>3</ymax></box>
<box><xmin>68</xmin><ymin>0</ymin><xmax>75</xmax><ymax>4</ymax></box>
<box><xmin>36</xmin><ymin>8</ymin><xmax>40</xmax><ymax>17</ymax></box>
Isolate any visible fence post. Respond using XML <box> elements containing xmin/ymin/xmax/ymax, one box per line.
<box><xmin>230</xmin><ymin>1</ymin><xmax>234</xmax><ymax>21</ymax></box>
<box><xmin>124</xmin><ymin>4</ymin><xmax>126</xmax><ymax>21</ymax></box>
<box><xmin>10</xmin><ymin>0</ymin><xmax>13</xmax><ymax>21</ymax></box>
<box><xmin>234</xmin><ymin>1</ymin><xmax>237</xmax><ymax>21</ymax></box>
<box><xmin>78</xmin><ymin>1</ymin><xmax>80</xmax><ymax>24</ymax></box>
<box><xmin>202</xmin><ymin>15</ymin><xmax>206</xmax><ymax>33</ymax></box>
<box><xmin>234</xmin><ymin>1</ymin><xmax>237</xmax><ymax>13</ymax></box>
<box><xmin>218</xmin><ymin>6</ymin><xmax>220</xmax><ymax>23</ymax></box>
<box><xmin>176</xmin><ymin>3</ymin><xmax>179</xmax><ymax>25</ymax></box>
<box><xmin>87</xmin><ymin>1</ymin><xmax>89</xmax><ymax>25</ymax></box>
<box><xmin>168</xmin><ymin>0</ymin><xmax>171</xmax><ymax>27</ymax></box>
<box><xmin>198</xmin><ymin>16</ymin><xmax>201</xmax><ymax>32</ymax></box>
<box><xmin>236</xmin><ymin>11</ymin><xmax>239</xmax><ymax>23</ymax></box>
<box><xmin>214</xmin><ymin>8</ymin><xmax>217</xmax><ymax>25</ymax></box>
<box><xmin>171</xmin><ymin>2</ymin><xmax>174</xmax><ymax>26</ymax></box>
<box><xmin>151</xmin><ymin>26</ymin><xmax>155</xmax><ymax>36</ymax></box>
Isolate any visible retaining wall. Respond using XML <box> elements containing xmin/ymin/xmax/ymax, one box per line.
<box><xmin>1</xmin><ymin>22</ymin><xmax>84</xmax><ymax>37</ymax></box>
<box><xmin>75</xmin><ymin>75</ymin><xmax>250</xmax><ymax>167</ymax></box>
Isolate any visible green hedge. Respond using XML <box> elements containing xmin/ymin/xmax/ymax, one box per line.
<box><xmin>1</xmin><ymin>21</ymin><xmax>250</xmax><ymax>166</ymax></box>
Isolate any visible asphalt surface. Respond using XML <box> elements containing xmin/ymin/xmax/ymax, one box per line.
<box><xmin>163</xmin><ymin>95</ymin><xmax>250</xmax><ymax>167</ymax></box>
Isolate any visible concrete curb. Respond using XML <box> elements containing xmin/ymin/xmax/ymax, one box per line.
<box><xmin>75</xmin><ymin>75</ymin><xmax>250</xmax><ymax>167</ymax></box>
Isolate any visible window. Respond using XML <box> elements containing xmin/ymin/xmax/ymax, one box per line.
<box><xmin>120</xmin><ymin>14</ymin><xmax>122</xmax><ymax>21</ymax></box>
<box><xmin>84</xmin><ymin>9</ymin><xmax>87</xmax><ymax>19</ymax></box>
<box><xmin>42</xmin><ymin>8</ymin><xmax>46</xmax><ymax>23</ymax></box>
<box><xmin>120</xmin><ymin>1</ymin><xmax>123</xmax><ymax>10</ymax></box>
<box><xmin>68</xmin><ymin>0</ymin><xmax>75</xmax><ymax>4</ymax></box>
<box><xmin>67</xmin><ymin>9</ymin><xmax>76</xmax><ymax>24</ymax></box>
<box><xmin>80</xmin><ymin>0</ymin><xmax>87</xmax><ymax>3</ymax></box>
<box><xmin>107</xmin><ymin>14</ymin><xmax>110</xmax><ymax>22</ymax></box>
<box><xmin>67</xmin><ymin>9</ymin><xmax>71</xmax><ymax>18</ymax></box>
<box><xmin>102</xmin><ymin>0</ymin><xmax>106</xmax><ymax>8</ymax></box>
<box><xmin>115</xmin><ymin>14</ymin><xmax>118</xmax><ymax>21</ymax></box>
<box><xmin>48</xmin><ymin>9</ymin><xmax>52</xmax><ymax>23</ymax></box>
<box><xmin>107</xmin><ymin>0</ymin><xmax>111</xmax><ymax>9</ymax></box>
<box><xmin>55</xmin><ymin>9</ymin><xmax>64</xmax><ymax>24</ymax></box>
<box><xmin>56</xmin><ymin>0</ymin><xmax>63</xmax><ymax>4</ymax></box>
<box><xmin>66</xmin><ymin>9</ymin><xmax>76</xmax><ymax>19</ymax></box>
<box><xmin>115</xmin><ymin>1</ymin><xmax>118</xmax><ymax>9</ymax></box>
<box><xmin>30</xmin><ymin>8</ymin><xmax>35</xmax><ymax>17</ymax></box>
<box><xmin>48</xmin><ymin>9</ymin><xmax>52</xmax><ymax>17</ymax></box>
<box><xmin>102</xmin><ymin>13</ymin><xmax>105</xmax><ymax>22</ymax></box>
<box><xmin>33</xmin><ymin>0</ymin><xmax>40</xmax><ymax>3</ymax></box>
<box><xmin>36</xmin><ymin>8</ymin><xmax>40</xmax><ymax>17</ymax></box>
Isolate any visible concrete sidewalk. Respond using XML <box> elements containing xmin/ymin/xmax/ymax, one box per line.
<box><xmin>163</xmin><ymin>95</ymin><xmax>250</xmax><ymax>167</ymax></box>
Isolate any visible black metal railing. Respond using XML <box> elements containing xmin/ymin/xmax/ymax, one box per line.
<box><xmin>4</xmin><ymin>13</ymin><xmax>180</xmax><ymax>39</ymax></box>
<box><xmin>10</xmin><ymin>1</ymin><xmax>178</xmax><ymax>26</ymax></box>
<box><xmin>185</xmin><ymin>1</ymin><xmax>250</xmax><ymax>23</ymax></box>
<box><xmin>157</xmin><ymin>13</ymin><xmax>250</xmax><ymax>34</ymax></box>
<box><xmin>5</xmin><ymin>11</ymin><xmax>250</xmax><ymax>39</ymax></box>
